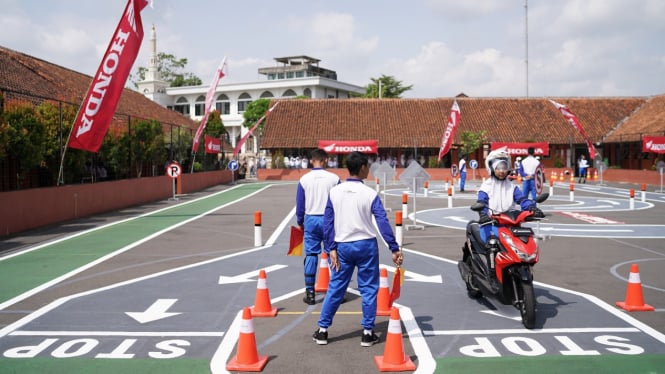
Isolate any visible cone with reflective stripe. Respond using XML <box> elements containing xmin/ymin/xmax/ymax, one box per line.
<box><xmin>376</xmin><ymin>268</ymin><xmax>392</xmax><ymax>316</ymax></box>
<box><xmin>226</xmin><ymin>307</ymin><xmax>269</xmax><ymax>372</ymax></box>
<box><xmin>375</xmin><ymin>307</ymin><xmax>416</xmax><ymax>372</ymax></box>
<box><xmin>616</xmin><ymin>264</ymin><xmax>654</xmax><ymax>312</ymax></box>
<box><xmin>251</xmin><ymin>269</ymin><xmax>278</xmax><ymax>317</ymax></box>
<box><xmin>315</xmin><ymin>252</ymin><xmax>330</xmax><ymax>293</ymax></box>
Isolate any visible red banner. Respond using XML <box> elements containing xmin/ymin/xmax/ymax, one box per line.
<box><xmin>491</xmin><ymin>142</ymin><xmax>550</xmax><ymax>156</ymax></box>
<box><xmin>192</xmin><ymin>58</ymin><xmax>227</xmax><ymax>152</ymax></box>
<box><xmin>67</xmin><ymin>0</ymin><xmax>149</xmax><ymax>152</ymax></box>
<box><xmin>549</xmin><ymin>99</ymin><xmax>596</xmax><ymax>160</ymax></box>
<box><xmin>318</xmin><ymin>140</ymin><xmax>378</xmax><ymax>154</ymax></box>
<box><xmin>643</xmin><ymin>136</ymin><xmax>665</xmax><ymax>154</ymax></box>
<box><xmin>205</xmin><ymin>135</ymin><xmax>221</xmax><ymax>154</ymax></box>
<box><xmin>438</xmin><ymin>100</ymin><xmax>461</xmax><ymax>161</ymax></box>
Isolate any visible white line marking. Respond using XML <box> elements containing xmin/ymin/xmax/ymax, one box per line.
<box><xmin>423</xmin><ymin>327</ymin><xmax>641</xmax><ymax>335</ymax></box>
<box><xmin>10</xmin><ymin>330</ymin><xmax>224</xmax><ymax>337</ymax></box>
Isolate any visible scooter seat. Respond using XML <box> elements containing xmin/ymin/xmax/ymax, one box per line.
<box><xmin>466</xmin><ymin>221</ymin><xmax>485</xmax><ymax>252</ymax></box>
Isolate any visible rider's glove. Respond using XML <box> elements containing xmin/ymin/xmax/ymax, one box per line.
<box><xmin>478</xmin><ymin>213</ymin><xmax>492</xmax><ymax>224</ymax></box>
<box><xmin>529</xmin><ymin>207</ymin><xmax>545</xmax><ymax>218</ymax></box>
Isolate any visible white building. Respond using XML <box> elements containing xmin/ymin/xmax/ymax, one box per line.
<box><xmin>137</xmin><ymin>25</ymin><xmax>365</xmax><ymax>156</ymax></box>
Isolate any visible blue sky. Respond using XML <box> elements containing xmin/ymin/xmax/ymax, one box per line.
<box><xmin>1</xmin><ymin>0</ymin><xmax>664</xmax><ymax>98</ymax></box>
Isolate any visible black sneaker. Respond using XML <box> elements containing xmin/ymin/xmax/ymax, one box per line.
<box><xmin>313</xmin><ymin>329</ymin><xmax>328</xmax><ymax>345</ymax></box>
<box><xmin>361</xmin><ymin>331</ymin><xmax>379</xmax><ymax>347</ymax></box>
<box><xmin>303</xmin><ymin>290</ymin><xmax>315</xmax><ymax>305</ymax></box>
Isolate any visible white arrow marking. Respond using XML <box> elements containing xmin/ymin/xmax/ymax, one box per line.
<box><xmin>382</xmin><ymin>265</ymin><xmax>443</xmax><ymax>284</ymax></box>
<box><xmin>126</xmin><ymin>299</ymin><xmax>181</xmax><ymax>324</ymax></box>
<box><xmin>597</xmin><ymin>199</ymin><xmax>620</xmax><ymax>205</ymax></box>
<box><xmin>480</xmin><ymin>310</ymin><xmax>521</xmax><ymax>321</ymax></box>
<box><xmin>218</xmin><ymin>264</ymin><xmax>287</xmax><ymax>284</ymax></box>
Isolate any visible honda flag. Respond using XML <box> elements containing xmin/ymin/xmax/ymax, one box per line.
<box><xmin>438</xmin><ymin>100</ymin><xmax>461</xmax><ymax>161</ymax></box>
<box><xmin>642</xmin><ymin>136</ymin><xmax>665</xmax><ymax>154</ymax></box>
<box><xmin>318</xmin><ymin>140</ymin><xmax>378</xmax><ymax>154</ymax></box>
<box><xmin>232</xmin><ymin>102</ymin><xmax>279</xmax><ymax>158</ymax></box>
<box><xmin>67</xmin><ymin>0</ymin><xmax>150</xmax><ymax>152</ymax></box>
<box><xmin>549</xmin><ymin>99</ymin><xmax>596</xmax><ymax>160</ymax></box>
<box><xmin>205</xmin><ymin>135</ymin><xmax>221</xmax><ymax>154</ymax></box>
<box><xmin>192</xmin><ymin>58</ymin><xmax>227</xmax><ymax>152</ymax></box>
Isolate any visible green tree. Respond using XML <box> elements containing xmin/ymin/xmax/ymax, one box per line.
<box><xmin>359</xmin><ymin>75</ymin><xmax>413</xmax><ymax>98</ymax></box>
<box><xmin>1</xmin><ymin>102</ymin><xmax>46</xmax><ymax>187</ymax></box>
<box><xmin>127</xmin><ymin>119</ymin><xmax>166</xmax><ymax>177</ymax></box>
<box><xmin>242</xmin><ymin>98</ymin><xmax>271</xmax><ymax>130</ymax></box>
<box><xmin>132</xmin><ymin>52</ymin><xmax>202</xmax><ymax>88</ymax></box>
<box><xmin>460</xmin><ymin>130</ymin><xmax>487</xmax><ymax>157</ymax></box>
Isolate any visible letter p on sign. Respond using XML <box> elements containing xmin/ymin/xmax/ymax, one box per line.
<box><xmin>166</xmin><ymin>162</ymin><xmax>181</xmax><ymax>178</ymax></box>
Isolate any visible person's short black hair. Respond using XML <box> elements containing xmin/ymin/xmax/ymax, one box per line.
<box><xmin>346</xmin><ymin>151</ymin><xmax>368</xmax><ymax>176</ymax></box>
<box><xmin>527</xmin><ymin>147</ymin><xmax>535</xmax><ymax>155</ymax></box>
<box><xmin>310</xmin><ymin>148</ymin><xmax>328</xmax><ymax>161</ymax></box>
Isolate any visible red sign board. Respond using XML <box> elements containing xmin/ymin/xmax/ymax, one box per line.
<box><xmin>491</xmin><ymin>142</ymin><xmax>549</xmax><ymax>156</ymax></box>
<box><xmin>642</xmin><ymin>136</ymin><xmax>665</xmax><ymax>154</ymax></box>
<box><xmin>318</xmin><ymin>140</ymin><xmax>378</xmax><ymax>154</ymax></box>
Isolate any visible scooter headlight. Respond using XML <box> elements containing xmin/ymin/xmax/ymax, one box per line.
<box><xmin>500</xmin><ymin>232</ymin><xmax>537</xmax><ymax>261</ymax></box>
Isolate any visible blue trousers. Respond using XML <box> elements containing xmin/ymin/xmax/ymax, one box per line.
<box><xmin>304</xmin><ymin>215</ymin><xmax>324</xmax><ymax>291</ymax></box>
<box><xmin>522</xmin><ymin>178</ymin><xmax>536</xmax><ymax>200</ymax></box>
<box><xmin>460</xmin><ymin>171</ymin><xmax>467</xmax><ymax>191</ymax></box>
<box><xmin>318</xmin><ymin>238</ymin><xmax>379</xmax><ymax>330</ymax></box>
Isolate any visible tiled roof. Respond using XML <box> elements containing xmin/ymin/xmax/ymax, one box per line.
<box><xmin>0</xmin><ymin>46</ymin><xmax>197</xmax><ymax>130</ymax></box>
<box><xmin>262</xmin><ymin>97</ymin><xmax>656</xmax><ymax>148</ymax></box>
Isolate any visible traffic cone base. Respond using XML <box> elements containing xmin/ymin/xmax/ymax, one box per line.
<box><xmin>251</xmin><ymin>270</ymin><xmax>278</xmax><ymax>317</ymax></box>
<box><xmin>315</xmin><ymin>252</ymin><xmax>330</xmax><ymax>293</ymax></box>
<box><xmin>615</xmin><ymin>264</ymin><xmax>654</xmax><ymax>312</ymax></box>
<box><xmin>375</xmin><ymin>307</ymin><xmax>416</xmax><ymax>372</ymax></box>
<box><xmin>377</xmin><ymin>268</ymin><xmax>392</xmax><ymax>316</ymax></box>
<box><xmin>227</xmin><ymin>307</ymin><xmax>269</xmax><ymax>372</ymax></box>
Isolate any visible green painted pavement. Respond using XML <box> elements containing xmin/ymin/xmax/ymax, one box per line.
<box><xmin>0</xmin><ymin>357</ymin><xmax>209</xmax><ymax>374</ymax></box>
<box><xmin>0</xmin><ymin>183</ymin><xmax>269</xmax><ymax>305</ymax></box>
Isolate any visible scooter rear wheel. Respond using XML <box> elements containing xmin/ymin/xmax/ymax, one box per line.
<box><xmin>518</xmin><ymin>281</ymin><xmax>536</xmax><ymax>329</ymax></box>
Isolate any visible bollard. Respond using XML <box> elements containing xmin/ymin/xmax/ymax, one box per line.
<box><xmin>549</xmin><ymin>177</ymin><xmax>554</xmax><ymax>197</ymax></box>
<box><xmin>254</xmin><ymin>211</ymin><xmax>262</xmax><ymax>247</ymax></box>
<box><xmin>424</xmin><ymin>180</ymin><xmax>429</xmax><ymax>198</ymax></box>
<box><xmin>641</xmin><ymin>183</ymin><xmax>646</xmax><ymax>203</ymax></box>
<box><xmin>629</xmin><ymin>188</ymin><xmax>635</xmax><ymax>210</ymax></box>
<box><xmin>447</xmin><ymin>186</ymin><xmax>453</xmax><ymax>208</ymax></box>
<box><xmin>395</xmin><ymin>211</ymin><xmax>403</xmax><ymax>247</ymax></box>
<box><xmin>376</xmin><ymin>178</ymin><xmax>380</xmax><ymax>193</ymax></box>
<box><xmin>569</xmin><ymin>183</ymin><xmax>574</xmax><ymax>202</ymax></box>
<box><xmin>402</xmin><ymin>193</ymin><xmax>408</xmax><ymax>220</ymax></box>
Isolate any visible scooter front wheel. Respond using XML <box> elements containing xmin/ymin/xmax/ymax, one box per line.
<box><xmin>518</xmin><ymin>281</ymin><xmax>536</xmax><ymax>329</ymax></box>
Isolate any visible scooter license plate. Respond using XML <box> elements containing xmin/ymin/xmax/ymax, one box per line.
<box><xmin>511</xmin><ymin>227</ymin><xmax>534</xmax><ymax>236</ymax></box>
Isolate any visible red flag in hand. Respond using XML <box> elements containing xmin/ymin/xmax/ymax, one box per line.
<box><xmin>287</xmin><ymin>226</ymin><xmax>303</xmax><ymax>256</ymax></box>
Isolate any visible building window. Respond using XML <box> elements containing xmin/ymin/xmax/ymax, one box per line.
<box><xmin>173</xmin><ymin>97</ymin><xmax>189</xmax><ymax>115</ymax></box>
<box><xmin>277</xmin><ymin>73</ymin><xmax>285</xmax><ymax>79</ymax></box>
<box><xmin>194</xmin><ymin>95</ymin><xmax>206</xmax><ymax>116</ymax></box>
<box><xmin>303</xmin><ymin>88</ymin><xmax>312</xmax><ymax>98</ymax></box>
<box><xmin>216</xmin><ymin>94</ymin><xmax>230</xmax><ymax>115</ymax></box>
<box><xmin>260</xmin><ymin>91</ymin><xmax>274</xmax><ymax>98</ymax></box>
<box><xmin>238</xmin><ymin>92</ymin><xmax>252</xmax><ymax>113</ymax></box>
<box><xmin>267</xmin><ymin>73</ymin><xmax>276</xmax><ymax>80</ymax></box>
<box><xmin>282</xmin><ymin>89</ymin><xmax>297</xmax><ymax>97</ymax></box>
<box><xmin>296</xmin><ymin>71</ymin><xmax>305</xmax><ymax>78</ymax></box>
<box><xmin>286</xmin><ymin>72</ymin><xmax>294</xmax><ymax>79</ymax></box>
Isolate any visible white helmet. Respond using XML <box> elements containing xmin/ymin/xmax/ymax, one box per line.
<box><xmin>516</xmin><ymin>156</ymin><xmax>522</xmax><ymax>161</ymax></box>
<box><xmin>485</xmin><ymin>146</ymin><xmax>512</xmax><ymax>180</ymax></box>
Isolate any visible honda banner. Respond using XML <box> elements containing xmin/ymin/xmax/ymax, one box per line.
<box><xmin>438</xmin><ymin>100</ymin><xmax>460</xmax><ymax>161</ymax></box>
<box><xmin>318</xmin><ymin>140</ymin><xmax>378</xmax><ymax>154</ymax></box>
<box><xmin>491</xmin><ymin>142</ymin><xmax>550</xmax><ymax>156</ymax></box>
<box><xmin>67</xmin><ymin>0</ymin><xmax>150</xmax><ymax>152</ymax></box>
<box><xmin>642</xmin><ymin>136</ymin><xmax>665</xmax><ymax>154</ymax></box>
<box><xmin>205</xmin><ymin>135</ymin><xmax>221</xmax><ymax>154</ymax></box>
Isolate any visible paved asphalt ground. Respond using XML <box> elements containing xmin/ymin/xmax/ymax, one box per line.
<box><xmin>0</xmin><ymin>178</ymin><xmax>663</xmax><ymax>373</ymax></box>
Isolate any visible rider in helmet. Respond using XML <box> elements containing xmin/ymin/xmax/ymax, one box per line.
<box><xmin>477</xmin><ymin>147</ymin><xmax>542</xmax><ymax>245</ymax></box>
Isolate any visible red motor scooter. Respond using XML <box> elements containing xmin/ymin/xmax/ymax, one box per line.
<box><xmin>458</xmin><ymin>193</ymin><xmax>548</xmax><ymax>329</ymax></box>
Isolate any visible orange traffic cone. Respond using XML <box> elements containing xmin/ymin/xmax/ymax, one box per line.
<box><xmin>616</xmin><ymin>264</ymin><xmax>654</xmax><ymax>312</ymax></box>
<box><xmin>375</xmin><ymin>307</ymin><xmax>416</xmax><ymax>372</ymax></box>
<box><xmin>251</xmin><ymin>269</ymin><xmax>278</xmax><ymax>317</ymax></box>
<box><xmin>315</xmin><ymin>252</ymin><xmax>330</xmax><ymax>293</ymax></box>
<box><xmin>227</xmin><ymin>307</ymin><xmax>269</xmax><ymax>372</ymax></box>
<box><xmin>377</xmin><ymin>268</ymin><xmax>392</xmax><ymax>316</ymax></box>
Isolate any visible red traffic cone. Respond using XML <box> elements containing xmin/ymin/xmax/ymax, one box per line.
<box><xmin>376</xmin><ymin>268</ymin><xmax>392</xmax><ymax>316</ymax></box>
<box><xmin>616</xmin><ymin>264</ymin><xmax>654</xmax><ymax>312</ymax></box>
<box><xmin>226</xmin><ymin>307</ymin><xmax>269</xmax><ymax>372</ymax></box>
<box><xmin>251</xmin><ymin>269</ymin><xmax>278</xmax><ymax>317</ymax></box>
<box><xmin>375</xmin><ymin>307</ymin><xmax>416</xmax><ymax>372</ymax></box>
<box><xmin>315</xmin><ymin>252</ymin><xmax>330</xmax><ymax>293</ymax></box>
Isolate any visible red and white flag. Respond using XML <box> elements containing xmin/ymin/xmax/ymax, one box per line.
<box><xmin>232</xmin><ymin>102</ymin><xmax>279</xmax><ymax>158</ymax></box>
<box><xmin>549</xmin><ymin>99</ymin><xmax>596</xmax><ymax>160</ymax></box>
<box><xmin>438</xmin><ymin>100</ymin><xmax>461</xmax><ymax>161</ymax></box>
<box><xmin>192</xmin><ymin>58</ymin><xmax>227</xmax><ymax>152</ymax></box>
<box><xmin>204</xmin><ymin>135</ymin><xmax>221</xmax><ymax>154</ymax></box>
<box><xmin>67</xmin><ymin>0</ymin><xmax>150</xmax><ymax>152</ymax></box>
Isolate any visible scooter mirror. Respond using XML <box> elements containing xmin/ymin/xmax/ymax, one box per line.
<box><xmin>470</xmin><ymin>202</ymin><xmax>486</xmax><ymax>212</ymax></box>
<box><xmin>536</xmin><ymin>193</ymin><xmax>549</xmax><ymax>203</ymax></box>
